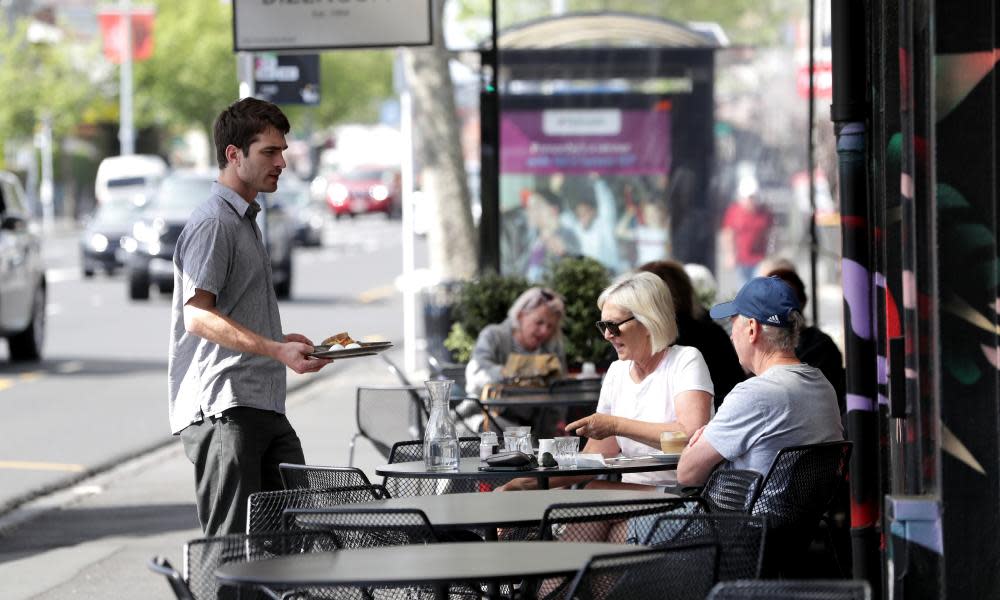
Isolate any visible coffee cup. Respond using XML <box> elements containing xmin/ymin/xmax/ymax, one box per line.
<box><xmin>660</xmin><ymin>431</ymin><xmax>688</xmax><ymax>454</ymax></box>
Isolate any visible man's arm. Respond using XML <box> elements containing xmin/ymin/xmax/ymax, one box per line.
<box><xmin>676</xmin><ymin>426</ymin><xmax>725</xmax><ymax>486</ymax></box>
<box><xmin>183</xmin><ymin>288</ymin><xmax>329</xmax><ymax>374</ymax></box>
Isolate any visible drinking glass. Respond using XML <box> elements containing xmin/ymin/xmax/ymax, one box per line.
<box><xmin>479</xmin><ymin>431</ymin><xmax>498</xmax><ymax>460</ymax></box>
<box><xmin>555</xmin><ymin>436</ymin><xmax>580</xmax><ymax>468</ymax></box>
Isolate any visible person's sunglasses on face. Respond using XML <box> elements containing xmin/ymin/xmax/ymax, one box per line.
<box><xmin>595</xmin><ymin>316</ymin><xmax>636</xmax><ymax>337</ymax></box>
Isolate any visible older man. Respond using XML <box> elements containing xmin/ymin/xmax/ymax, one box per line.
<box><xmin>677</xmin><ymin>276</ymin><xmax>843</xmax><ymax>486</ymax></box>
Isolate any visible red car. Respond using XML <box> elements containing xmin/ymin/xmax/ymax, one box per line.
<box><xmin>324</xmin><ymin>166</ymin><xmax>400</xmax><ymax>218</ymax></box>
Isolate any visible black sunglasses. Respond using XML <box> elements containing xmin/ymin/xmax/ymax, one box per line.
<box><xmin>595</xmin><ymin>316</ymin><xmax>636</xmax><ymax>336</ymax></box>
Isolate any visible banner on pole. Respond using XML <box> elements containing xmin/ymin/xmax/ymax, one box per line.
<box><xmin>98</xmin><ymin>7</ymin><xmax>155</xmax><ymax>64</ymax></box>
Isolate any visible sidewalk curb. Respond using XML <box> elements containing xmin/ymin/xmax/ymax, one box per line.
<box><xmin>0</xmin><ymin>371</ymin><xmax>333</xmax><ymax>536</ymax></box>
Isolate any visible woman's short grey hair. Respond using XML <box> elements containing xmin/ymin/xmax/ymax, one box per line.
<box><xmin>597</xmin><ymin>271</ymin><xmax>677</xmax><ymax>353</ymax></box>
<box><xmin>759</xmin><ymin>310</ymin><xmax>804</xmax><ymax>353</ymax></box>
<box><xmin>508</xmin><ymin>287</ymin><xmax>565</xmax><ymax>328</ymax></box>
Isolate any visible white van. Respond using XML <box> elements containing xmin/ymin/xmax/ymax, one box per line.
<box><xmin>94</xmin><ymin>154</ymin><xmax>168</xmax><ymax>207</ymax></box>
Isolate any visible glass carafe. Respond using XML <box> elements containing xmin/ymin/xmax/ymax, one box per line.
<box><xmin>423</xmin><ymin>379</ymin><xmax>459</xmax><ymax>471</ymax></box>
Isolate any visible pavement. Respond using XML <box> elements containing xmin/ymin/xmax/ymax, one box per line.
<box><xmin>0</xmin><ymin>352</ymin><xmax>406</xmax><ymax>599</ymax></box>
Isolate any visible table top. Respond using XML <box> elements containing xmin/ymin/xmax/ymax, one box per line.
<box><xmin>331</xmin><ymin>488</ymin><xmax>665</xmax><ymax>530</ymax></box>
<box><xmin>216</xmin><ymin>541</ymin><xmax>633</xmax><ymax>588</ymax></box>
<box><xmin>376</xmin><ymin>455</ymin><xmax>679</xmax><ymax>481</ymax></box>
<box><xmin>478</xmin><ymin>385</ymin><xmax>601</xmax><ymax>407</ymax></box>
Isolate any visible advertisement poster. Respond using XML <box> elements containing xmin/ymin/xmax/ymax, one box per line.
<box><xmin>499</xmin><ymin>105</ymin><xmax>673</xmax><ymax>279</ymax></box>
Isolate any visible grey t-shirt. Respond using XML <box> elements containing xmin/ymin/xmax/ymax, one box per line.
<box><xmin>703</xmin><ymin>363</ymin><xmax>844</xmax><ymax>475</ymax></box>
<box><xmin>167</xmin><ymin>182</ymin><xmax>285</xmax><ymax>434</ymax></box>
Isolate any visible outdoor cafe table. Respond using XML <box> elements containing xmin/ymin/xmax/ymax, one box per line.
<box><xmin>334</xmin><ymin>488</ymin><xmax>663</xmax><ymax>540</ymax></box>
<box><xmin>216</xmin><ymin>541</ymin><xmax>635</xmax><ymax>600</ymax></box>
<box><xmin>376</xmin><ymin>455</ymin><xmax>679</xmax><ymax>490</ymax></box>
<box><xmin>477</xmin><ymin>382</ymin><xmax>602</xmax><ymax>408</ymax></box>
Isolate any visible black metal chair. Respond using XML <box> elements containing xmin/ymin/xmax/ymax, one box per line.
<box><xmin>177</xmin><ymin>529</ymin><xmax>338</xmax><ymax>600</ymax></box>
<box><xmin>561</xmin><ymin>544</ymin><xmax>719</xmax><ymax>600</ymax></box>
<box><xmin>707</xmin><ymin>579</ymin><xmax>871</xmax><ymax>600</ymax></box>
<box><xmin>533</xmin><ymin>497</ymin><xmax>708</xmax><ymax>599</ymax></box>
<box><xmin>147</xmin><ymin>556</ymin><xmax>196</xmax><ymax>600</ymax></box>
<box><xmin>748</xmin><ymin>440</ymin><xmax>853</xmax><ymax>577</ymax></box>
<box><xmin>701</xmin><ymin>468</ymin><xmax>763</xmax><ymax>513</ymax></box>
<box><xmin>282</xmin><ymin>507</ymin><xmax>440</xmax><ymax>549</ymax></box>
<box><xmin>246</xmin><ymin>484</ymin><xmax>388</xmax><ymax>534</ymax></box>
<box><xmin>643</xmin><ymin>513</ymin><xmax>767</xmax><ymax>582</ymax></box>
<box><xmin>348</xmin><ymin>385</ymin><xmax>427</xmax><ymax>466</ymax></box>
<box><xmin>278</xmin><ymin>464</ymin><xmax>372</xmax><ymax>490</ymax></box>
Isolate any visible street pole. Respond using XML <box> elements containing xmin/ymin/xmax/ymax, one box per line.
<box><xmin>398</xmin><ymin>50</ymin><xmax>418</xmax><ymax>375</ymax></box>
<box><xmin>118</xmin><ymin>0</ymin><xmax>135</xmax><ymax>155</ymax></box>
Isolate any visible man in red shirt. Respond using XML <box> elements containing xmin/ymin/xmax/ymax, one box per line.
<box><xmin>720</xmin><ymin>177</ymin><xmax>774</xmax><ymax>285</ymax></box>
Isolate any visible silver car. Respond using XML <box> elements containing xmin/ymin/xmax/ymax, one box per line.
<box><xmin>0</xmin><ymin>171</ymin><xmax>46</xmax><ymax>360</ymax></box>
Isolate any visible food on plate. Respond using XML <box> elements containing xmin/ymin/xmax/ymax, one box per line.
<box><xmin>345</xmin><ymin>342</ymin><xmax>362</xmax><ymax>349</ymax></box>
<box><xmin>322</xmin><ymin>332</ymin><xmax>355</xmax><ymax>346</ymax></box>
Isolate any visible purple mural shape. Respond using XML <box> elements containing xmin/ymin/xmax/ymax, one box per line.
<box><xmin>842</xmin><ymin>258</ymin><xmax>873</xmax><ymax>340</ymax></box>
<box><xmin>500</xmin><ymin>107</ymin><xmax>671</xmax><ymax>175</ymax></box>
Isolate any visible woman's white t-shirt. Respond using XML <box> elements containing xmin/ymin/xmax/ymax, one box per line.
<box><xmin>597</xmin><ymin>345</ymin><xmax>715</xmax><ymax>485</ymax></box>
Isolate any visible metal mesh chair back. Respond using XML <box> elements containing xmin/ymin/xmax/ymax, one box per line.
<box><xmin>538</xmin><ymin>497</ymin><xmax>708</xmax><ymax>543</ymax></box>
<box><xmin>701</xmin><ymin>469</ymin><xmax>763</xmax><ymax>513</ymax></box>
<box><xmin>382</xmin><ymin>438</ymin><xmax>508</xmax><ymax>497</ymax></box>
<box><xmin>355</xmin><ymin>386</ymin><xmax>427</xmax><ymax>460</ymax></box>
<box><xmin>563</xmin><ymin>544</ymin><xmax>718</xmax><ymax>600</ymax></box>
<box><xmin>147</xmin><ymin>556</ymin><xmax>195</xmax><ymax>600</ymax></box>
<box><xmin>707</xmin><ymin>579</ymin><xmax>872</xmax><ymax>600</ymax></box>
<box><xmin>279</xmin><ymin>464</ymin><xmax>372</xmax><ymax>490</ymax></box>
<box><xmin>247</xmin><ymin>485</ymin><xmax>387</xmax><ymax>534</ymax></box>
<box><xmin>548</xmin><ymin>377</ymin><xmax>603</xmax><ymax>395</ymax></box>
<box><xmin>183</xmin><ymin>530</ymin><xmax>338</xmax><ymax>600</ymax></box>
<box><xmin>644</xmin><ymin>513</ymin><xmax>766</xmax><ymax>581</ymax></box>
<box><xmin>751</xmin><ymin>441</ymin><xmax>852</xmax><ymax>530</ymax></box>
<box><xmin>282</xmin><ymin>507</ymin><xmax>439</xmax><ymax>549</ymax></box>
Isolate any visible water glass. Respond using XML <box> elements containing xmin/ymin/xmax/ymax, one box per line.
<box><xmin>555</xmin><ymin>436</ymin><xmax>580</xmax><ymax>468</ymax></box>
<box><xmin>502</xmin><ymin>431</ymin><xmax>521</xmax><ymax>453</ymax></box>
<box><xmin>479</xmin><ymin>431</ymin><xmax>498</xmax><ymax>460</ymax></box>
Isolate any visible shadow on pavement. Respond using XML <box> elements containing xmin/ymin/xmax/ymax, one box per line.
<box><xmin>0</xmin><ymin>358</ymin><xmax>167</xmax><ymax>377</ymax></box>
<box><xmin>0</xmin><ymin>503</ymin><xmax>198</xmax><ymax>565</ymax></box>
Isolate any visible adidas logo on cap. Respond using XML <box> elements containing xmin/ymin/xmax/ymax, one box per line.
<box><xmin>766</xmin><ymin>314</ymin><xmax>781</xmax><ymax>324</ymax></box>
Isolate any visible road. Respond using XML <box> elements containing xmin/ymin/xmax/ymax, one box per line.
<box><xmin>0</xmin><ymin>214</ymin><xmax>424</xmax><ymax>512</ymax></box>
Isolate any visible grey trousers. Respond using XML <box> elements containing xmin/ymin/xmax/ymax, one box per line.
<box><xmin>180</xmin><ymin>406</ymin><xmax>305</xmax><ymax>536</ymax></box>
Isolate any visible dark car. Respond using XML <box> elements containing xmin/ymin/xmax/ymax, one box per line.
<box><xmin>322</xmin><ymin>165</ymin><xmax>400</xmax><ymax>218</ymax></box>
<box><xmin>0</xmin><ymin>171</ymin><xmax>46</xmax><ymax>361</ymax></box>
<box><xmin>272</xmin><ymin>175</ymin><xmax>326</xmax><ymax>247</ymax></box>
<box><xmin>79</xmin><ymin>200</ymin><xmax>141</xmax><ymax>277</ymax></box>
<box><xmin>122</xmin><ymin>171</ymin><xmax>295</xmax><ymax>300</ymax></box>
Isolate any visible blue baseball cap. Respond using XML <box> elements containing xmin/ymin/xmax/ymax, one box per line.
<box><xmin>709</xmin><ymin>276</ymin><xmax>801</xmax><ymax>327</ymax></box>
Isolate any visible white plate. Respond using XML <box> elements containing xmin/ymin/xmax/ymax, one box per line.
<box><xmin>647</xmin><ymin>452</ymin><xmax>682</xmax><ymax>461</ymax></box>
<box><xmin>309</xmin><ymin>341</ymin><xmax>393</xmax><ymax>359</ymax></box>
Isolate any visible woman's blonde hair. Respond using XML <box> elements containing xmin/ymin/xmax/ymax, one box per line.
<box><xmin>508</xmin><ymin>287</ymin><xmax>565</xmax><ymax>329</ymax></box>
<box><xmin>597</xmin><ymin>271</ymin><xmax>677</xmax><ymax>353</ymax></box>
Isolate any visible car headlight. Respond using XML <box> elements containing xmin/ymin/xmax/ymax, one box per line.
<box><xmin>132</xmin><ymin>218</ymin><xmax>166</xmax><ymax>244</ymax></box>
<box><xmin>329</xmin><ymin>183</ymin><xmax>349</xmax><ymax>206</ymax></box>
<box><xmin>369</xmin><ymin>184</ymin><xmax>389</xmax><ymax>201</ymax></box>
<box><xmin>90</xmin><ymin>233</ymin><xmax>109</xmax><ymax>252</ymax></box>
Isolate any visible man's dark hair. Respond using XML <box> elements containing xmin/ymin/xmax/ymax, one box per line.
<box><xmin>638</xmin><ymin>259</ymin><xmax>694</xmax><ymax>318</ymax></box>
<box><xmin>213</xmin><ymin>97</ymin><xmax>290</xmax><ymax>169</ymax></box>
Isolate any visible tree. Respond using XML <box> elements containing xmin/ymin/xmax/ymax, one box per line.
<box><xmin>403</xmin><ymin>0</ymin><xmax>478</xmax><ymax>281</ymax></box>
<box><xmin>0</xmin><ymin>20</ymin><xmax>96</xmax><ymax>144</ymax></box>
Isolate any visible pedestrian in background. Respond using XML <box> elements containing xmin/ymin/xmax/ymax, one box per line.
<box><xmin>167</xmin><ymin>97</ymin><xmax>332</xmax><ymax>536</ymax></box>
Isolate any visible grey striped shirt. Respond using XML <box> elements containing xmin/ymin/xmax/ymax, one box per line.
<box><xmin>167</xmin><ymin>181</ymin><xmax>285</xmax><ymax>434</ymax></box>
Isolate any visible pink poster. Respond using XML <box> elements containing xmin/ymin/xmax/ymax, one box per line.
<box><xmin>500</xmin><ymin>106</ymin><xmax>671</xmax><ymax>175</ymax></box>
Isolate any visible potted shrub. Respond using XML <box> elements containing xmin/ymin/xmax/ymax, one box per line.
<box><xmin>544</xmin><ymin>256</ymin><xmax>611</xmax><ymax>370</ymax></box>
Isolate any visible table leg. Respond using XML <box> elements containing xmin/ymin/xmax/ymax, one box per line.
<box><xmin>433</xmin><ymin>582</ymin><xmax>448</xmax><ymax>600</ymax></box>
<box><xmin>538</xmin><ymin>474</ymin><xmax>549</xmax><ymax>490</ymax></box>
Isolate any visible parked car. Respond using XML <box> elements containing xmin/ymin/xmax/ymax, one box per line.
<box><xmin>272</xmin><ymin>174</ymin><xmax>326</xmax><ymax>247</ymax></box>
<box><xmin>0</xmin><ymin>171</ymin><xmax>46</xmax><ymax>361</ymax></box>
<box><xmin>121</xmin><ymin>171</ymin><xmax>295</xmax><ymax>300</ymax></box>
<box><xmin>322</xmin><ymin>165</ymin><xmax>400</xmax><ymax>218</ymax></box>
<box><xmin>79</xmin><ymin>200</ymin><xmax>141</xmax><ymax>277</ymax></box>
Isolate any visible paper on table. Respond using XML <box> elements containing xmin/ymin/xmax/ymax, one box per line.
<box><xmin>574</xmin><ymin>453</ymin><xmax>607</xmax><ymax>468</ymax></box>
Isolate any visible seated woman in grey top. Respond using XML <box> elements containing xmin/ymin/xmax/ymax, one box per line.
<box><xmin>462</xmin><ymin>287</ymin><xmax>567</xmax><ymax>428</ymax></box>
